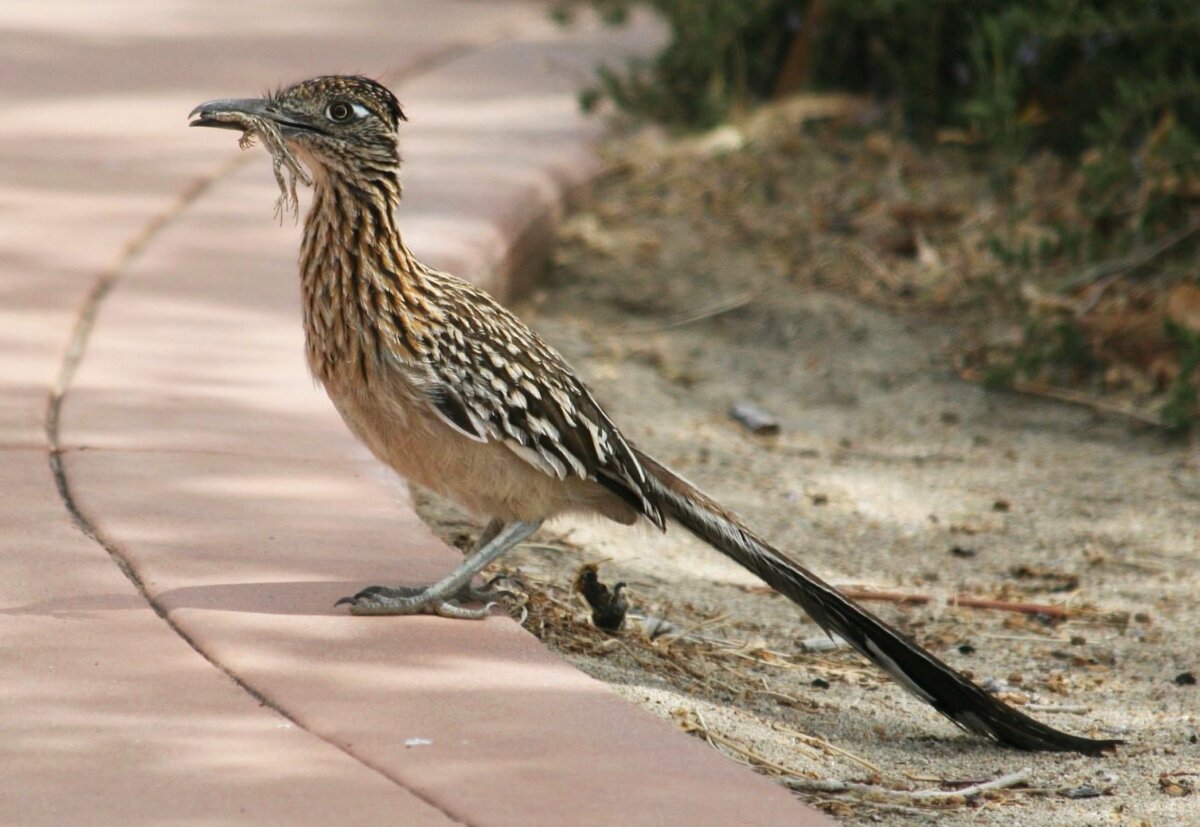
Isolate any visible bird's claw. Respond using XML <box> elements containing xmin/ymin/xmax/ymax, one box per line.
<box><xmin>459</xmin><ymin>574</ymin><xmax>520</xmax><ymax>604</ymax></box>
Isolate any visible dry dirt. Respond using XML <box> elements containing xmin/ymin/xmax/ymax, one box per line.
<box><xmin>415</xmin><ymin>120</ymin><xmax>1200</xmax><ymax>825</ymax></box>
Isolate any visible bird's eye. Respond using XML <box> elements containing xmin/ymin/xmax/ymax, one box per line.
<box><xmin>325</xmin><ymin>101</ymin><xmax>354</xmax><ymax>123</ymax></box>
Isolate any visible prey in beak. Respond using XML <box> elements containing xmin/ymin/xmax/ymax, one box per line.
<box><xmin>189</xmin><ymin>96</ymin><xmax>312</xmax><ymax>221</ymax></box>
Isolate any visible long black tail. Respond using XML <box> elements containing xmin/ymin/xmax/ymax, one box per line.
<box><xmin>636</xmin><ymin>451</ymin><xmax>1119</xmax><ymax>755</ymax></box>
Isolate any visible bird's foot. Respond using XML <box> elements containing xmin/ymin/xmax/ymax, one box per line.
<box><xmin>457</xmin><ymin>574</ymin><xmax>520</xmax><ymax>605</ymax></box>
<box><xmin>335</xmin><ymin>577</ymin><xmax>514</xmax><ymax>619</ymax></box>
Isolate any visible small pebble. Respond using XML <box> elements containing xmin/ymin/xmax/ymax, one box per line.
<box><xmin>798</xmin><ymin>634</ymin><xmax>845</xmax><ymax>653</ymax></box>
<box><xmin>641</xmin><ymin>615</ymin><xmax>674</xmax><ymax>640</ymax></box>
<box><xmin>729</xmin><ymin>402</ymin><xmax>780</xmax><ymax>435</ymax></box>
<box><xmin>1159</xmin><ymin>775</ymin><xmax>1194</xmax><ymax>796</ymax></box>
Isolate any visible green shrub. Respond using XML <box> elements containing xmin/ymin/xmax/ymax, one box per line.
<box><xmin>559</xmin><ymin>0</ymin><xmax>1200</xmax><ymax>250</ymax></box>
<box><xmin>556</xmin><ymin>0</ymin><xmax>796</xmax><ymax>129</ymax></box>
<box><xmin>559</xmin><ymin>0</ymin><xmax>1200</xmax><ymax>430</ymax></box>
<box><xmin>1162</xmin><ymin>320</ymin><xmax>1200</xmax><ymax>433</ymax></box>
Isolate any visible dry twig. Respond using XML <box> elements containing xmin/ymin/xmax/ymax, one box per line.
<box><xmin>623</xmin><ymin>291</ymin><xmax>757</xmax><ymax>334</ymax></box>
<box><xmin>786</xmin><ymin>768</ymin><xmax>1032</xmax><ymax>803</ymax></box>
<box><xmin>1025</xmin><ymin>703</ymin><xmax>1091</xmax><ymax>715</ymax></box>
<box><xmin>838</xmin><ymin>587</ymin><xmax>931</xmax><ymax>606</ymax></box>
<box><xmin>959</xmin><ymin>368</ymin><xmax>1164</xmax><ymax>429</ymax></box>
<box><xmin>678</xmin><ymin>709</ymin><xmax>1031</xmax><ymax>812</ymax></box>
<box><xmin>948</xmin><ymin>594</ymin><xmax>1069</xmax><ymax>619</ymax></box>
<box><xmin>770</xmin><ymin>722</ymin><xmax>883</xmax><ymax>776</ymax></box>
<box><xmin>839</xmin><ymin>584</ymin><xmax>1074</xmax><ymax>618</ymax></box>
<box><xmin>1061</xmin><ymin>217</ymin><xmax>1200</xmax><ymax>292</ymax></box>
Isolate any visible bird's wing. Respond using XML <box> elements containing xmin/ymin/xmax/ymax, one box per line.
<box><xmin>420</xmin><ymin>276</ymin><xmax>664</xmax><ymax>528</ymax></box>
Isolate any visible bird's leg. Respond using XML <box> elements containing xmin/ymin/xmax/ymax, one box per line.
<box><xmin>381</xmin><ymin>518</ymin><xmax>518</xmax><ymax>604</ymax></box>
<box><xmin>471</xmin><ymin>517</ymin><xmax>506</xmax><ymax>551</ymax></box>
<box><xmin>454</xmin><ymin>518</ymin><xmax>518</xmax><ymax>603</ymax></box>
<box><xmin>338</xmin><ymin>519</ymin><xmax>542</xmax><ymax>618</ymax></box>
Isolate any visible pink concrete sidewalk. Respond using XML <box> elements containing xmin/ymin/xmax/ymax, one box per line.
<box><xmin>0</xmin><ymin>2</ymin><xmax>833</xmax><ymax>825</ymax></box>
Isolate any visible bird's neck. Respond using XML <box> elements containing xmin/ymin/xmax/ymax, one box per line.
<box><xmin>299</xmin><ymin>173</ymin><xmax>437</xmax><ymax>383</ymax></box>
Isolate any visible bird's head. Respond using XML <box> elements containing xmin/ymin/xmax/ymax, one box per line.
<box><xmin>190</xmin><ymin>75</ymin><xmax>407</xmax><ymax>185</ymax></box>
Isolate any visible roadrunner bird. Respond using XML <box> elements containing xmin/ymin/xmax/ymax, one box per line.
<box><xmin>191</xmin><ymin>75</ymin><xmax>1119</xmax><ymax>754</ymax></box>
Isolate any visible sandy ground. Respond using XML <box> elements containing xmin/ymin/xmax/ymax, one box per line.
<box><xmin>415</xmin><ymin>129</ymin><xmax>1200</xmax><ymax>824</ymax></box>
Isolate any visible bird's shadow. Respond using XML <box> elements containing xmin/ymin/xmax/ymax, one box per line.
<box><xmin>0</xmin><ymin>581</ymin><xmax>400</xmax><ymax>619</ymax></box>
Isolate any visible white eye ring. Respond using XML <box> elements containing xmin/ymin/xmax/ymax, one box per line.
<box><xmin>326</xmin><ymin>101</ymin><xmax>371</xmax><ymax>123</ymax></box>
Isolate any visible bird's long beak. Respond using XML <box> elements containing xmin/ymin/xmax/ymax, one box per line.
<box><xmin>189</xmin><ymin>97</ymin><xmax>323</xmax><ymax>139</ymax></box>
<box><xmin>189</xmin><ymin>97</ymin><xmax>274</xmax><ymax>130</ymax></box>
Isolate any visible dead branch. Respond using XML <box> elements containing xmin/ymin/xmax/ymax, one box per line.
<box><xmin>786</xmin><ymin>768</ymin><xmax>1031</xmax><ymax>803</ymax></box>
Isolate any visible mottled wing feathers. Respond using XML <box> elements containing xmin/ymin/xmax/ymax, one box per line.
<box><xmin>421</xmin><ymin>274</ymin><xmax>663</xmax><ymax>528</ymax></box>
